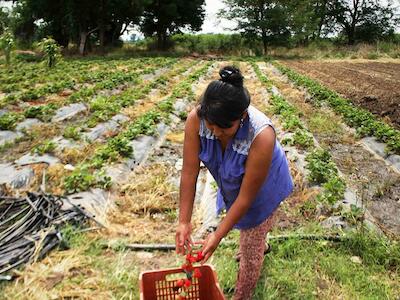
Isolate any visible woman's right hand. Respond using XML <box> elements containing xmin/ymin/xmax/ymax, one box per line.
<box><xmin>175</xmin><ymin>222</ymin><xmax>193</xmax><ymax>255</ymax></box>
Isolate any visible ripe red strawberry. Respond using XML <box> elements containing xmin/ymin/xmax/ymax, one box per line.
<box><xmin>176</xmin><ymin>279</ymin><xmax>184</xmax><ymax>287</ymax></box>
<box><xmin>184</xmin><ymin>279</ymin><xmax>191</xmax><ymax>287</ymax></box>
<box><xmin>196</xmin><ymin>251</ymin><xmax>204</xmax><ymax>262</ymax></box>
<box><xmin>193</xmin><ymin>268</ymin><xmax>202</xmax><ymax>278</ymax></box>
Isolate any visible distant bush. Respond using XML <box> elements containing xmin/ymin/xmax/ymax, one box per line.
<box><xmin>129</xmin><ymin>33</ymin><xmax>262</xmax><ymax>56</ymax></box>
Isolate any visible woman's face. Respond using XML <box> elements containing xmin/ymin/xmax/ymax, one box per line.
<box><xmin>205</xmin><ymin>119</ymin><xmax>241</xmax><ymax>140</ymax></box>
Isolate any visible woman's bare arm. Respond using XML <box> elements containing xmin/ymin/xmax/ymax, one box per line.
<box><xmin>176</xmin><ymin>108</ymin><xmax>201</xmax><ymax>254</ymax></box>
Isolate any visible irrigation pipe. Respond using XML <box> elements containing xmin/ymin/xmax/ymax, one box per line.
<box><xmin>107</xmin><ymin>234</ymin><xmax>347</xmax><ymax>252</ymax></box>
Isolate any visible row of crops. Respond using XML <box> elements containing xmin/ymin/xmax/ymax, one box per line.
<box><xmin>0</xmin><ymin>56</ymin><xmax>398</xmax><ymax>298</ymax></box>
<box><xmin>0</xmin><ymin>58</ymin><xmax>212</xmax><ymax>198</ymax></box>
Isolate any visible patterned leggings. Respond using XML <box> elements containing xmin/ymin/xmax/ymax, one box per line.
<box><xmin>233</xmin><ymin>212</ymin><xmax>277</xmax><ymax>300</ymax></box>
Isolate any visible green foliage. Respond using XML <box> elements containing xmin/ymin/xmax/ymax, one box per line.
<box><xmin>305</xmin><ymin>149</ymin><xmax>338</xmax><ymax>184</ymax></box>
<box><xmin>64</xmin><ymin>166</ymin><xmax>96</xmax><ymax>194</ymax></box>
<box><xmin>220</xmin><ymin>0</ymin><xmax>291</xmax><ymax>53</ymax></box>
<box><xmin>64</xmin><ymin>166</ymin><xmax>111</xmax><ymax>194</ymax></box>
<box><xmin>0</xmin><ymin>29</ymin><xmax>14</xmax><ymax>65</ymax></box>
<box><xmin>214</xmin><ymin>230</ymin><xmax>399</xmax><ymax>299</ymax></box>
<box><xmin>340</xmin><ymin>228</ymin><xmax>400</xmax><ymax>270</ymax></box>
<box><xmin>283</xmin><ymin>129</ymin><xmax>314</xmax><ymax>149</ymax></box>
<box><xmin>38</xmin><ymin>37</ymin><xmax>61</xmax><ymax>68</ymax></box>
<box><xmin>140</xmin><ymin>0</ymin><xmax>205</xmax><ymax>50</ymax></box>
<box><xmin>341</xmin><ymin>204</ymin><xmax>365</xmax><ymax>225</ymax></box>
<box><xmin>170</xmin><ymin>33</ymin><xmax>252</xmax><ymax>55</ymax></box>
<box><xmin>32</xmin><ymin>140</ymin><xmax>56</xmax><ymax>155</ymax></box>
<box><xmin>14</xmin><ymin>51</ymin><xmax>42</xmax><ymax>62</ymax></box>
<box><xmin>63</xmin><ymin>126</ymin><xmax>81</xmax><ymax>141</ymax></box>
<box><xmin>24</xmin><ymin>103</ymin><xmax>57</xmax><ymax>122</ymax></box>
<box><xmin>0</xmin><ymin>112</ymin><xmax>24</xmax><ymax>130</ymax></box>
<box><xmin>328</xmin><ymin>0</ymin><xmax>398</xmax><ymax>44</ymax></box>
<box><xmin>318</xmin><ymin>176</ymin><xmax>346</xmax><ymax>204</ymax></box>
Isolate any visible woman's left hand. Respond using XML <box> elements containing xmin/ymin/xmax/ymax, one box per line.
<box><xmin>200</xmin><ymin>232</ymin><xmax>221</xmax><ymax>264</ymax></box>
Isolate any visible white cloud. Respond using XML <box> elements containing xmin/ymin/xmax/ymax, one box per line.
<box><xmin>200</xmin><ymin>0</ymin><xmax>237</xmax><ymax>34</ymax></box>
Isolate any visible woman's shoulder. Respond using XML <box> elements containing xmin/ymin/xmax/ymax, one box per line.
<box><xmin>185</xmin><ymin>107</ymin><xmax>201</xmax><ymax>133</ymax></box>
<box><xmin>248</xmin><ymin>105</ymin><xmax>271</xmax><ymax>122</ymax></box>
<box><xmin>247</xmin><ymin>105</ymin><xmax>274</xmax><ymax>137</ymax></box>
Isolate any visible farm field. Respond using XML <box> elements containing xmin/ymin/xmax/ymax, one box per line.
<box><xmin>280</xmin><ymin>60</ymin><xmax>400</xmax><ymax>129</ymax></box>
<box><xmin>0</xmin><ymin>57</ymin><xmax>399</xmax><ymax>299</ymax></box>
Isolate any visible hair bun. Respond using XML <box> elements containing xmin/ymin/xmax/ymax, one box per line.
<box><xmin>219</xmin><ymin>66</ymin><xmax>244</xmax><ymax>87</ymax></box>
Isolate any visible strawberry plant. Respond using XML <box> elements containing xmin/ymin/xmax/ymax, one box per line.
<box><xmin>63</xmin><ymin>126</ymin><xmax>82</xmax><ymax>141</ymax></box>
<box><xmin>305</xmin><ymin>149</ymin><xmax>338</xmax><ymax>184</ymax></box>
<box><xmin>32</xmin><ymin>140</ymin><xmax>56</xmax><ymax>155</ymax></box>
<box><xmin>0</xmin><ymin>112</ymin><xmax>24</xmax><ymax>130</ymax></box>
<box><xmin>24</xmin><ymin>103</ymin><xmax>58</xmax><ymax>122</ymax></box>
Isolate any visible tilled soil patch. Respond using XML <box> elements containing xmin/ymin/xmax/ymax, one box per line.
<box><xmin>264</xmin><ymin>62</ymin><xmax>400</xmax><ymax>237</ymax></box>
<box><xmin>281</xmin><ymin>60</ymin><xmax>400</xmax><ymax>129</ymax></box>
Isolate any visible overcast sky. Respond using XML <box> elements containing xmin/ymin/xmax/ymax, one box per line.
<box><xmin>200</xmin><ymin>0</ymin><xmax>237</xmax><ymax>33</ymax></box>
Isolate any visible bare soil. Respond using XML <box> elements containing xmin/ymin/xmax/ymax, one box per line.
<box><xmin>280</xmin><ymin>60</ymin><xmax>400</xmax><ymax>129</ymax></box>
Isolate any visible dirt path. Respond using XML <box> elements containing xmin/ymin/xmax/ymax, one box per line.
<box><xmin>263</xmin><ymin>62</ymin><xmax>400</xmax><ymax>237</ymax></box>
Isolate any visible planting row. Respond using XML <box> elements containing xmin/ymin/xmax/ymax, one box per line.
<box><xmin>0</xmin><ymin>59</ymin><xmax>177</xmax><ymax>133</ymax></box>
<box><xmin>0</xmin><ymin>57</ymin><xmax>175</xmax><ymax>110</ymax></box>
<box><xmin>273</xmin><ymin>62</ymin><xmax>400</xmax><ymax>155</ymax></box>
<box><xmin>251</xmin><ymin>61</ymin><xmax>347</xmax><ymax>209</ymax></box>
<box><xmin>0</xmin><ymin>59</ymin><xmax>196</xmax><ymax>163</ymax></box>
<box><xmin>62</xmin><ymin>61</ymin><xmax>213</xmax><ymax>194</ymax></box>
<box><xmin>258</xmin><ymin>61</ymin><xmax>400</xmax><ymax>236</ymax></box>
<box><xmin>0</xmin><ymin>57</ymin><xmax>161</xmax><ymax>95</ymax></box>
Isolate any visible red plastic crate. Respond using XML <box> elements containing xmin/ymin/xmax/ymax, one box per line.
<box><xmin>139</xmin><ymin>264</ymin><xmax>225</xmax><ymax>300</ymax></box>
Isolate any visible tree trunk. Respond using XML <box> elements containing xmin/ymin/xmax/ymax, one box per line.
<box><xmin>79</xmin><ymin>31</ymin><xmax>88</xmax><ymax>56</ymax></box>
<box><xmin>316</xmin><ymin>0</ymin><xmax>328</xmax><ymax>39</ymax></box>
<box><xmin>99</xmin><ymin>25</ymin><xmax>105</xmax><ymax>54</ymax></box>
<box><xmin>346</xmin><ymin>26</ymin><xmax>356</xmax><ymax>45</ymax></box>
<box><xmin>261</xmin><ymin>29</ymin><xmax>268</xmax><ymax>55</ymax></box>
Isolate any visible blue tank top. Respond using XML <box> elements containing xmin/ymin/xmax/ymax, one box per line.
<box><xmin>198</xmin><ymin>105</ymin><xmax>293</xmax><ymax>229</ymax></box>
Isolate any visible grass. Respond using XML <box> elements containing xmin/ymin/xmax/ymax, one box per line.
<box><xmin>211</xmin><ymin>228</ymin><xmax>400</xmax><ymax>300</ymax></box>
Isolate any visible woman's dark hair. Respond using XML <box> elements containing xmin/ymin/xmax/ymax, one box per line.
<box><xmin>197</xmin><ymin>66</ymin><xmax>250</xmax><ymax>128</ymax></box>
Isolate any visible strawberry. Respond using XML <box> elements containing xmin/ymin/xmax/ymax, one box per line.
<box><xmin>193</xmin><ymin>268</ymin><xmax>202</xmax><ymax>278</ymax></box>
<box><xmin>184</xmin><ymin>279</ymin><xmax>191</xmax><ymax>287</ymax></box>
<box><xmin>176</xmin><ymin>279</ymin><xmax>184</xmax><ymax>287</ymax></box>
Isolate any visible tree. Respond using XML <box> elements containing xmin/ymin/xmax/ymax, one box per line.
<box><xmin>327</xmin><ymin>0</ymin><xmax>398</xmax><ymax>45</ymax></box>
<box><xmin>5</xmin><ymin>0</ymin><xmax>144</xmax><ymax>54</ymax></box>
<box><xmin>140</xmin><ymin>0</ymin><xmax>205</xmax><ymax>50</ymax></box>
<box><xmin>283</xmin><ymin>0</ymin><xmax>331</xmax><ymax>44</ymax></box>
<box><xmin>0</xmin><ymin>7</ymin><xmax>11</xmax><ymax>34</ymax></box>
<box><xmin>220</xmin><ymin>0</ymin><xmax>291</xmax><ymax>54</ymax></box>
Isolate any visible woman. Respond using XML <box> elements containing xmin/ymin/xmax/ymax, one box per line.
<box><xmin>175</xmin><ymin>65</ymin><xmax>293</xmax><ymax>299</ymax></box>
